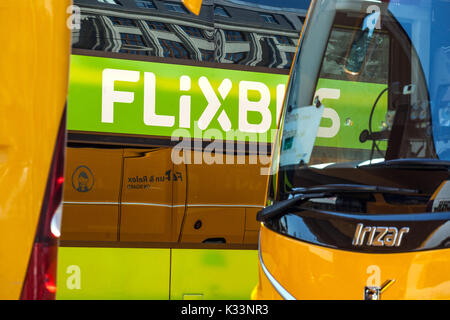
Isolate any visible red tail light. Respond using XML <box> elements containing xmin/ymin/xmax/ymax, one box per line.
<box><xmin>20</xmin><ymin>109</ymin><xmax>66</xmax><ymax>300</ymax></box>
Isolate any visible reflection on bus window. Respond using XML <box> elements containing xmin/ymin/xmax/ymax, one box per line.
<box><xmin>72</xmin><ymin>0</ymin><xmax>307</xmax><ymax>69</ymax></box>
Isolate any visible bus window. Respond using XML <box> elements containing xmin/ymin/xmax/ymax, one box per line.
<box><xmin>73</xmin><ymin>0</ymin><xmax>214</xmax><ymax>62</ymax></box>
<box><xmin>281</xmin><ymin>6</ymin><xmax>434</xmax><ymax>170</ymax></box>
<box><xmin>309</xmin><ymin>18</ymin><xmax>390</xmax><ymax>165</ymax></box>
<box><xmin>214</xmin><ymin>3</ymin><xmax>303</xmax><ymax>69</ymax></box>
<box><xmin>72</xmin><ymin>0</ymin><xmax>305</xmax><ymax>69</ymax></box>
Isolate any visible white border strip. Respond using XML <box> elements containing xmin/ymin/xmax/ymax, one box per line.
<box><xmin>63</xmin><ymin>201</ymin><xmax>117</xmax><ymax>205</ymax></box>
<box><xmin>258</xmin><ymin>233</ymin><xmax>296</xmax><ymax>300</ymax></box>
<box><xmin>63</xmin><ymin>201</ymin><xmax>264</xmax><ymax>209</ymax></box>
<box><xmin>122</xmin><ymin>202</ymin><xmax>184</xmax><ymax>208</ymax></box>
<box><xmin>186</xmin><ymin>204</ymin><xmax>264</xmax><ymax>208</ymax></box>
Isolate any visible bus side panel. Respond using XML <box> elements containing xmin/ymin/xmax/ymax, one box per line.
<box><xmin>120</xmin><ymin>149</ymin><xmax>178</xmax><ymax>242</ymax></box>
<box><xmin>61</xmin><ymin>148</ymin><xmax>123</xmax><ymax>241</ymax></box>
<box><xmin>56</xmin><ymin>247</ymin><xmax>170</xmax><ymax>300</ymax></box>
<box><xmin>170</xmin><ymin>249</ymin><xmax>259</xmax><ymax>300</ymax></box>
<box><xmin>0</xmin><ymin>0</ymin><xmax>71</xmax><ymax>299</ymax></box>
<box><xmin>244</xmin><ymin>208</ymin><xmax>261</xmax><ymax>244</ymax></box>
<box><xmin>57</xmin><ymin>247</ymin><xmax>258</xmax><ymax>300</ymax></box>
<box><xmin>180</xmin><ymin>207</ymin><xmax>246</xmax><ymax>243</ymax></box>
<box><xmin>179</xmin><ymin>151</ymin><xmax>267</xmax><ymax>244</ymax></box>
<box><xmin>172</xmin><ymin>155</ymin><xmax>188</xmax><ymax>242</ymax></box>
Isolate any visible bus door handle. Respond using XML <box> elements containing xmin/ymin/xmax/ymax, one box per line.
<box><xmin>202</xmin><ymin>237</ymin><xmax>226</xmax><ymax>244</ymax></box>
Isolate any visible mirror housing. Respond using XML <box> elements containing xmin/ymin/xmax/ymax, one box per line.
<box><xmin>182</xmin><ymin>0</ymin><xmax>202</xmax><ymax>15</ymax></box>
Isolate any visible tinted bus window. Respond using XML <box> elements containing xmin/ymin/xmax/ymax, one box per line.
<box><xmin>72</xmin><ymin>0</ymin><xmax>307</xmax><ymax>69</ymax></box>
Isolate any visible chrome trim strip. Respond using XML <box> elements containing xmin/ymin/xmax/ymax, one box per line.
<box><xmin>122</xmin><ymin>202</ymin><xmax>184</xmax><ymax>208</ymax></box>
<box><xmin>63</xmin><ymin>201</ymin><xmax>118</xmax><ymax>205</ymax></box>
<box><xmin>64</xmin><ymin>201</ymin><xmax>264</xmax><ymax>208</ymax></box>
<box><xmin>258</xmin><ymin>233</ymin><xmax>296</xmax><ymax>300</ymax></box>
<box><xmin>185</xmin><ymin>204</ymin><xmax>264</xmax><ymax>208</ymax></box>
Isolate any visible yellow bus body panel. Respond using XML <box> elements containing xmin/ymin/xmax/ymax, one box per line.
<box><xmin>61</xmin><ymin>148</ymin><xmax>267</xmax><ymax>245</ymax></box>
<box><xmin>0</xmin><ymin>0</ymin><xmax>71</xmax><ymax>299</ymax></box>
<box><xmin>255</xmin><ymin>225</ymin><xmax>450</xmax><ymax>300</ymax></box>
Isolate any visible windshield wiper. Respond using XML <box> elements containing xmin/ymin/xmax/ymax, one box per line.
<box><xmin>256</xmin><ymin>183</ymin><xmax>420</xmax><ymax>222</ymax></box>
<box><xmin>256</xmin><ymin>193</ymin><xmax>327</xmax><ymax>222</ymax></box>
<box><xmin>359</xmin><ymin>158</ymin><xmax>450</xmax><ymax>169</ymax></box>
<box><xmin>290</xmin><ymin>183</ymin><xmax>420</xmax><ymax>195</ymax></box>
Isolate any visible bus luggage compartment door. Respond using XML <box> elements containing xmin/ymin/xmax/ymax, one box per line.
<box><xmin>61</xmin><ymin>148</ymin><xmax>123</xmax><ymax>241</ymax></box>
<box><xmin>120</xmin><ymin>148</ymin><xmax>186</xmax><ymax>242</ymax></box>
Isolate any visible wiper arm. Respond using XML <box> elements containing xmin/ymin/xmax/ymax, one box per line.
<box><xmin>256</xmin><ymin>193</ymin><xmax>327</xmax><ymax>222</ymax></box>
<box><xmin>359</xmin><ymin>158</ymin><xmax>450</xmax><ymax>169</ymax></box>
<box><xmin>256</xmin><ymin>183</ymin><xmax>420</xmax><ymax>222</ymax></box>
<box><xmin>290</xmin><ymin>183</ymin><xmax>420</xmax><ymax>195</ymax></box>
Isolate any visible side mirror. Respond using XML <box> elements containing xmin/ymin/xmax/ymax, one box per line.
<box><xmin>344</xmin><ymin>11</ymin><xmax>380</xmax><ymax>75</ymax></box>
<box><xmin>182</xmin><ymin>0</ymin><xmax>202</xmax><ymax>15</ymax></box>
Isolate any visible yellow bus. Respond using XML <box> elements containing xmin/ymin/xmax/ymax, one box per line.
<box><xmin>254</xmin><ymin>0</ymin><xmax>450</xmax><ymax>300</ymax></box>
<box><xmin>0</xmin><ymin>0</ymin><xmax>71</xmax><ymax>299</ymax></box>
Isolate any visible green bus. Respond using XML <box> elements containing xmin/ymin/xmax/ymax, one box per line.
<box><xmin>57</xmin><ymin>0</ymin><xmax>308</xmax><ymax>300</ymax></box>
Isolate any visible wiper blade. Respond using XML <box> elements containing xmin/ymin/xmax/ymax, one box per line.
<box><xmin>256</xmin><ymin>183</ymin><xmax>420</xmax><ymax>222</ymax></box>
<box><xmin>256</xmin><ymin>193</ymin><xmax>327</xmax><ymax>222</ymax></box>
<box><xmin>290</xmin><ymin>183</ymin><xmax>420</xmax><ymax>195</ymax></box>
<box><xmin>359</xmin><ymin>158</ymin><xmax>450</xmax><ymax>169</ymax></box>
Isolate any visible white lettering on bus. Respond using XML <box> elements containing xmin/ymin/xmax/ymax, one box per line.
<box><xmin>102</xmin><ymin>69</ymin><xmax>139</xmax><ymax>123</ymax></box>
<box><xmin>239</xmin><ymin>81</ymin><xmax>272</xmax><ymax>133</ymax></box>
<box><xmin>100</xmin><ymin>68</ymin><xmax>285</xmax><ymax>135</ymax></box>
<box><xmin>315</xmin><ymin>88</ymin><xmax>341</xmax><ymax>138</ymax></box>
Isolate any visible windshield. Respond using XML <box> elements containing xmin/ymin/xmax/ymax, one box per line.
<box><xmin>269</xmin><ymin>0</ymin><xmax>450</xmax><ymax>207</ymax></box>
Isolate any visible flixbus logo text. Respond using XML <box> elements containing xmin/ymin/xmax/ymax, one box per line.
<box><xmin>101</xmin><ymin>69</ymin><xmax>286</xmax><ymax>134</ymax></box>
